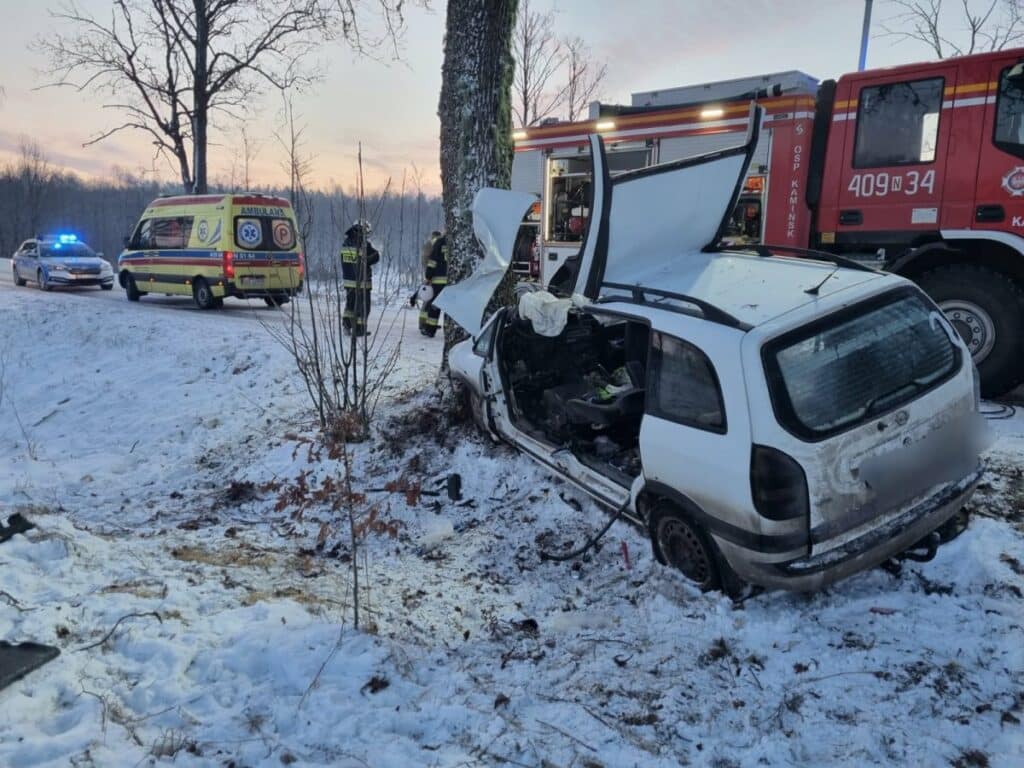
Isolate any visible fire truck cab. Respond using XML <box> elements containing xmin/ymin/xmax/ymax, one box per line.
<box><xmin>511</xmin><ymin>52</ymin><xmax>1024</xmax><ymax>397</ymax></box>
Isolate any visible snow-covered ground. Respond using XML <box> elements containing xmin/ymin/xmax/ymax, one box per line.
<box><xmin>1</xmin><ymin>273</ymin><xmax>1023</xmax><ymax>767</ymax></box>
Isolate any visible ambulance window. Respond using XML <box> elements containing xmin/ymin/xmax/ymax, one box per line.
<box><xmin>853</xmin><ymin>77</ymin><xmax>943</xmax><ymax>168</ymax></box>
<box><xmin>130</xmin><ymin>220</ymin><xmax>152</xmax><ymax>250</ymax></box>
<box><xmin>994</xmin><ymin>64</ymin><xmax>1024</xmax><ymax>158</ymax></box>
<box><xmin>149</xmin><ymin>216</ymin><xmax>194</xmax><ymax>249</ymax></box>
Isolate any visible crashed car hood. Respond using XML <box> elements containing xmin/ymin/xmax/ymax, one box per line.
<box><xmin>573</xmin><ymin>104</ymin><xmax>762</xmax><ymax>299</ymax></box>
<box><xmin>433</xmin><ymin>188</ymin><xmax>537</xmax><ymax>337</ymax></box>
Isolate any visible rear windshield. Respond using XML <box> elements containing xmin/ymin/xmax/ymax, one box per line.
<box><xmin>234</xmin><ymin>216</ymin><xmax>296</xmax><ymax>251</ymax></box>
<box><xmin>764</xmin><ymin>289</ymin><xmax>961</xmax><ymax>440</ymax></box>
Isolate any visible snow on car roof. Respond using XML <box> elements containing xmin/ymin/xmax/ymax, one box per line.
<box><xmin>604</xmin><ymin>249</ymin><xmax>896</xmax><ymax>328</ymax></box>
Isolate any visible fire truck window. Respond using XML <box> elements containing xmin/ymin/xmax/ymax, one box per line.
<box><xmin>853</xmin><ymin>77</ymin><xmax>943</xmax><ymax>168</ymax></box>
<box><xmin>995</xmin><ymin>65</ymin><xmax>1024</xmax><ymax>158</ymax></box>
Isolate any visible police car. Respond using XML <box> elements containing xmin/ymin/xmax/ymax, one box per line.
<box><xmin>442</xmin><ymin>116</ymin><xmax>985</xmax><ymax>594</ymax></box>
<box><xmin>11</xmin><ymin>234</ymin><xmax>115</xmax><ymax>291</ymax></box>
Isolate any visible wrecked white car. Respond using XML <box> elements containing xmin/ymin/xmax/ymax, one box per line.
<box><xmin>438</xmin><ymin>112</ymin><xmax>986</xmax><ymax>593</ymax></box>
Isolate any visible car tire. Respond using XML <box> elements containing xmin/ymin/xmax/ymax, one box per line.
<box><xmin>124</xmin><ymin>274</ymin><xmax>141</xmax><ymax>302</ymax></box>
<box><xmin>13</xmin><ymin>267</ymin><xmax>26</xmax><ymax>286</ymax></box>
<box><xmin>648</xmin><ymin>502</ymin><xmax>739</xmax><ymax>595</ymax></box>
<box><xmin>101</xmin><ymin>283</ymin><xmax>113</xmax><ymax>291</ymax></box>
<box><xmin>918</xmin><ymin>264</ymin><xmax>1024</xmax><ymax>397</ymax></box>
<box><xmin>37</xmin><ymin>269</ymin><xmax>50</xmax><ymax>292</ymax></box>
<box><xmin>193</xmin><ymin>278</ymin><xmax>218</xmax><ymax>310</ymax></box>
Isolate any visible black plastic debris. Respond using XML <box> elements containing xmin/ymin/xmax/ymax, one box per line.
<box><xmin>0</xmin><ymin>642</ymin><xmax>60</xmax><ymax>691</ymax></box>
<box><xmin>0</xmin><ymin>514</ymin><xmax>34</xmax><ymax>544</ymax></box>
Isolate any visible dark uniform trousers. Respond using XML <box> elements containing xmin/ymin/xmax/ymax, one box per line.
<box><xmin>419</xmin><ymin>239</ymin><xmax>448</xmax><ymax>337</ymax></box>
<box><xmin>341</xmin><ymin>247</ymin><xmax>372</xmax><ymax>336</ymax></box>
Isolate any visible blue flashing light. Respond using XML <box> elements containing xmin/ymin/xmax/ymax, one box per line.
<box><xmin>53</xmin><ymin>242</ymin><xmax>62</xmax><ymax>249</ymax></box>
<box><xmin>57</xmin><ymin>234</ymin><xmax>78</xmax><ymax>244</ymax></box>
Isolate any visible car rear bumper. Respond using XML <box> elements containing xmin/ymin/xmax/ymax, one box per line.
<box><xmin>224</xmin><ymin>279</ymin><xmax>303</xmax><ymax>298</ymax></box>
<box><xmin>720</xmin><ymin>464</ymin><xmax>984</xmax><ymax>592</ymax></box>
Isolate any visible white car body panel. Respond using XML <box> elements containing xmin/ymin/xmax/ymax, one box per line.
<box><xmin>603</xmin><ymin>155</ymin><xmax>748</xmax><ymax>287</ymax></box>
<box><xmin>434</xmin><ymin>188</ymin><xmax>536</xmax><ymax>337</ymax></box>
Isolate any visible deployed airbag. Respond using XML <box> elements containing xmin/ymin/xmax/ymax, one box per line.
<box><xmin>518</xmin><ymin>291</ymin><xmax>577</xmax><ymax>337</ymax></box>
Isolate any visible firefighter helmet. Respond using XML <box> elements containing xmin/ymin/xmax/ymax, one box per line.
<box><xmin>351</xmin><ymin>219</ymin><xmax>372</xmax><ymax>235</ymax></box>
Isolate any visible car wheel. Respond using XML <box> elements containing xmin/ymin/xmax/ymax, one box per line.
<box><xmin>37</xmin><ymin>269</ymin><xmax>50</xmax><ymax>292</ymax></box>
<box><xmin>124</xmin><ymin>274</ymin><xmax>141</xmax><ymax>302</ymax></box>
<box><xmin>101</xmin><ymin>283</ymin><xmax>113</xmax><ymax>291</ymax></box>
<box><xmin>918</xmin><ymin>264</ymin><xmax>1024</xmax><ymax>397</ymax></box>
<box><xmin>649</xmin><ymin>502</ymin><xmax>726</xmax><ymax>592</ymax></box>
<box><xmin>193</xmin><ymin>278</ymin><xmax>218</xmax><ymax>310</ymax></box>
<box><xmin>263</xmin><ymin>296</ymin><xmax>278</xmax><ymax>307</ymax></box>
<box><xmin>13</xmin><ymin>266</ymin><xmax>26</xmax><ymax>286</ymax></box>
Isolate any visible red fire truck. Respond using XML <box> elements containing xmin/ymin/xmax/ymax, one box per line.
<box><xmin>511</xmin><ymin>52</ymin><xmax>1024</xmax><ymax>396</ymax></box>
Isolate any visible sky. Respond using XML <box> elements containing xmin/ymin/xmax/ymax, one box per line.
<box><xmin>0</xmin><ymin>1</ymin><xmax>956</xmax><ymax>194</ymax></box>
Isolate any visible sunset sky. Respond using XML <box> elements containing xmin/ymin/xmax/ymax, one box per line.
<box><xmin>0</xmin><ymin>1</ymin><xmax>952</xmax><ymax>194</ymax></box>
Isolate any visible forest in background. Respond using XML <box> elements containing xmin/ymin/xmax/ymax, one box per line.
<box><xmin>0</xmin><ymin>142</ymin><xmax>444</xmax><ymax>288</ymax></box>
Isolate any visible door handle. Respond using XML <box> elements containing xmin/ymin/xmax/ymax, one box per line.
<box><xmin>547</xmin><ymin>253</ymin><xmax>559</xmax><ymax>260</ymax></box>
<box><xmin>839</xmin><ymin>210</ymin><xmax>863</xmax><ymax>225</ymax></box>
<box><xmin>975</xmin><ymin>204</ymin><xmax>1005</xmax><ymax>223</ymax></box>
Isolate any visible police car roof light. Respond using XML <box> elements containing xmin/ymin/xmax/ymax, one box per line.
<box><xmin>57</xmin><ymin>234</ymin><xmax>78</xmax><ymax>243</ymax></box>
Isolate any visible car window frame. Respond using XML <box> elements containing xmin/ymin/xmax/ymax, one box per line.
<box><xmin>645</xmin><ymin>329</ymin><xmax>728</xmax><ymax>435</ymax></box>
<box><xmin>761</xmin><ymin>285</ymin><xmax>963</xmax><ymax>443</ymax></box>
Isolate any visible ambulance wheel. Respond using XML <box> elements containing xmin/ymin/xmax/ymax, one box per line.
<box><xmin>193</xmin><ymin>278</ymin><xmax>218</xmax><ymax>310</ymax></box>
<box><xmin>13</xmin><ymin>266</ymin><xmax>26</xmax><ymax>286</ymax></box>
<box><xmin>37</xmin><ymin>270</ymin><xmax>51</xmax><ymax>292</ymax></box>
<box><xmin>648</xmin><ymin>502</ymin><xmax>741</xmax><ymax>596</ymax></box>
<box><xmin>124</xmin><ymin>274</ymin><xmax>141</xmax><ymax>302</ymax></box>
<box><xmin>918</xmin><ymin>264</ymin><xmax>1024</xmax><ymax>397</ymax></box>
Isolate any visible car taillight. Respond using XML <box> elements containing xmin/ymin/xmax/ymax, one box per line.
<box><xmin>223</xmin><ymin>251</ymin><xmax>235</xmax><ymax>279</ymax></box>
<box><xmin>750</xmin><ymin>445</ymin><xmax>809</xmax><ymax>521</ymax></box>
<box><xmin>297</xmin><ymin>251</ymin><xmax>305</xmax><ymax>277</ymax></box>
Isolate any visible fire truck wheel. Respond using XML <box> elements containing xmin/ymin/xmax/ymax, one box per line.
<box><xmin>918</xmin><ymin>264</ymin><xmax>1024</xmax><ymax>397</ymax></box>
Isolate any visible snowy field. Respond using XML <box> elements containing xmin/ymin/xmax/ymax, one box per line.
<box><xmin>1</xmin><ymin>271</ymin><xmax>1023</xmax><ymax>767</ymax></box>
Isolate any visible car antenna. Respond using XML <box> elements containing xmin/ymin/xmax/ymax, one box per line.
<box><xmin>805</xmin><ymin>265</ymin><xmax>840</xmax><ymax>296</ymax></box>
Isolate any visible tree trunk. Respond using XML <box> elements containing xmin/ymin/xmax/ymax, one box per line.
<box><xmin>439</xmin><ymin>0</ymin><xmax>518</xmax><ymax>365</ymax></box>
<box><xmin>192</xmin><ymin>0</ymin><xmax>210</xmax><ymax>194</ymax></box>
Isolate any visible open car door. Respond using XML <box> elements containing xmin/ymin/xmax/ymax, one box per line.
<box><xmin>573</xmin><ymin>104</ymin><xmax>763</xmax><ymax>299</ymax></box>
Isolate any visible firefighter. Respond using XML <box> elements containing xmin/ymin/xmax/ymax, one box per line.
<box><xmin>419</xmin><ymin>233</ymin><xmax>448</xmax><ymax>337</ymax></box>
<box><xmin>411</xmin><ymin>230</ymin><xmax>442</xmax><ymax>307</ymax></box>
<box><xmin>340</xmin><ymin>220</ymin><xmax>379</xmax><ymax>337</ymax></box>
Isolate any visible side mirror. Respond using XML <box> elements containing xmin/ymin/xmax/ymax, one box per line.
<box><xmin>123</xmin><ymin>236</ymin><xmax>131</xmax><ymax>248</ymax></box>
<box><xmin>95</xmin><ymin>252</ymin><xmax>105</xmax><ymax>259</ymax></box>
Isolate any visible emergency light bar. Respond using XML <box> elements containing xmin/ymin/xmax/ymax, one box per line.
<box><xmin>57</xmin><ymin>234</ymin><xmax>78</xmax><ymax>243</ymax></box>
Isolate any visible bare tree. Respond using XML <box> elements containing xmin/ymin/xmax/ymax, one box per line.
<box><xmin>15</xmin><ymin>140</ymin><xmax>53</xmax><ymax>239</ymax></box>
<box><xmin>263</xmin><ymin>98</ymin><xmax>403</xmax><ymax>440</ymax></box>
<box><xmin>562</xmin><ymin>35</ymin><xmax>607</xmax><ymax>122</ymax></box>
<box><xmin>439</xmin><ymin>0</ymin><xmax>519</xmax><ymax>364</ymax></box>
<box><xmin>38</xmin><ymin>0</ymin><xmax>412</xmax><ymax>194</ymax></box>
<box><xmin>512</xmin><ymin>0</ymin><xmax>565</xmax><ymax>127</ymax></box>
<box><xmin>879</xmin><ymin>0</ymin><xmax>1024</xmax><ymax>57</ymax></box>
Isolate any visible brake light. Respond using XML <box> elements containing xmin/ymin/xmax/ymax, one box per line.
<box><xmin>750</xmin><ymin>445</ymin><xmax>809</xmax><ymax>521</ymax></box>
<box><xmin>223</xmin><ymin>251</ymin><xmax>235</xmax><ymax>279</ymax></box>
<box><xmin>297</xmin><ymin>251</ymin><xmax>305</xmax><ymax>277</ymax></box>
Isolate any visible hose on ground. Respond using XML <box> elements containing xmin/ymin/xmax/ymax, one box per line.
<box><xmin>538</xmin><ymin>500</ymin><xmax>630</xmax><ymax>562</ymax></box>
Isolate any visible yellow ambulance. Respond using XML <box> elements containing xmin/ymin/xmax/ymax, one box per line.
<box><xmin>118</xmin><ymin>193</ymin><xmax>304</xmax><ymax>309</ymax></box>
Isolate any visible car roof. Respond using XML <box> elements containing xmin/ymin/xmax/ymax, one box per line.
<box><xmin>599</xmin><ymin>249</ymin><xmax>900</xmax><ymax>329</ymax></box>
